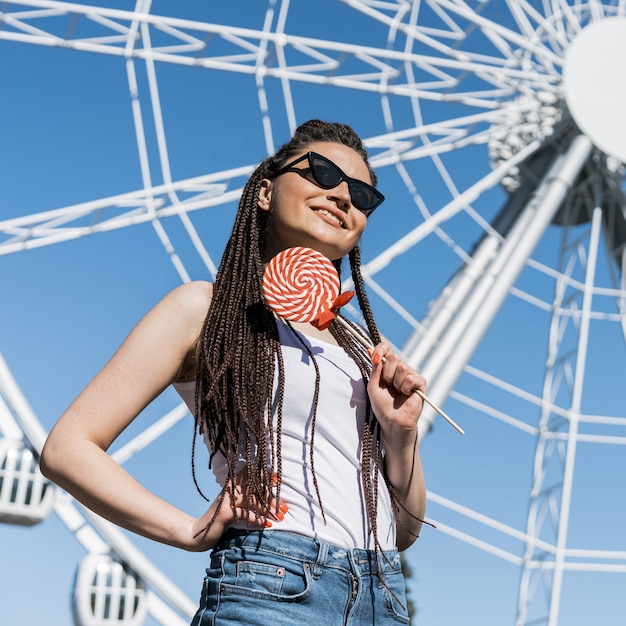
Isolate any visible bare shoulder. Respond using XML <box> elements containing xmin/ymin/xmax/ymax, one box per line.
<box><xmin>161</xmin><ymin>280</ymin><xmax>213</xmax><ymax>326</ymax></box>
<box><xmin>160</xmin><ymin>281</ymin><xmax>213</xmax><ymax>382</ymax></box>
<box><xmin>108</xmin><ymin>280</ymin><xmax>213</xmax><ymax>382</ymax></box>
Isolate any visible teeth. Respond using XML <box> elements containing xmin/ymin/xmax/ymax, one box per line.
<box><xmin>316</xmin><ymin>208</ymin><xmax>343</xmax><ymax>227</ymax></box>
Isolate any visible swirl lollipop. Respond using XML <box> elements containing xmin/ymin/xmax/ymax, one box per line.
<box><xmin>263</xmin><ymin>246</ymin><xmax>465</xmax><ymax>435</ymax></box>
<box><xmin>262</xmin><ymin>246</ymin><xmax>354</xmax><ymax>329</ymax></box>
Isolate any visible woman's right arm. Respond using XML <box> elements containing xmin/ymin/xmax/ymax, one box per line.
<box><xmin>40</xmin><ymin>281</ymin><xmax>228</xmax><ymax>551</ymax></box>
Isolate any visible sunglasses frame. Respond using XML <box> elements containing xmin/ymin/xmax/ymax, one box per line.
<box><xmin>270</xmin><ymin>151</ymin><xmax>384</xmax><ymax>216</ymax></box>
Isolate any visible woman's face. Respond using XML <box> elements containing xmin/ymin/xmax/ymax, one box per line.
<box><xmin>258</xmin><ymin>142</ymin><xmax>371</xmax><ymax>261</ymax></box>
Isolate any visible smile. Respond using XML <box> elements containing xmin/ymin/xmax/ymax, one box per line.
<box><xmin>313</xmin><ymin>208</ymin><xmax>345</xmax><ymax>228</ymax></box>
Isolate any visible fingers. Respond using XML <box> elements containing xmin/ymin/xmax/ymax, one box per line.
<box><xmin>370</xmin><ymin>342</ymin><xmax>427</xmax><ymax>397</ymax></box>
<box><xmin>230</xmin><ymin>502</ymin><xmax>288</xmax><ymax>528</ymax></box>
<box><xmin>226</xmin><ymin>473</ymin><xmax>289</xmax><ymax>529</ymax></box>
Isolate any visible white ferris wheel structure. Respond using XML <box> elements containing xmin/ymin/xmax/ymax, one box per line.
<box><xmin>1</xmin><ymin>1</ymin><xmax>625</xmax><ymax>625</ymax></box>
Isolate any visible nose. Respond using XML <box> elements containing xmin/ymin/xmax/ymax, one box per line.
<box><xmin>328</xmin><ymin>181</ymin><xmax>351</xmax><ymax>211</ymax></box>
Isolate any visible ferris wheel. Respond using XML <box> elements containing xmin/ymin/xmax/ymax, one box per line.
<box><xmin>1</xmin><ymin>2</ymin><xmax>625</xmax><ymax>626</ymax></box>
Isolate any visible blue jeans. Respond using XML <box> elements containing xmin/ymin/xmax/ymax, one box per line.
<box><xmin>190</xmin><ymin>529</ymin><xmax>409</xmax><ymax>625</ymax></box>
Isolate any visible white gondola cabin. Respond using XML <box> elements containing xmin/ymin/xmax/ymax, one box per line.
<box><xmin>0</xmin><ymin>437</ymin><xmax>54</xmax><ymax>526</ymax></box>
<box><xmin>73</xmin><ymin>553</ymin><xmax>148</xmax><ymax>626</ymax></box>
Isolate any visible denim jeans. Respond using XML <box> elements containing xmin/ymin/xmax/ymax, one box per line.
<box><xmin>190</xmin><ymin>529</ymin><xmax>409</xmax><ymax>625</ymax></box>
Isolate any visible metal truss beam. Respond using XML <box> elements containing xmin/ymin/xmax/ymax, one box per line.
<box><xmin>0</xmin><ymin>1</ymin><xmax>557</xmax><ymax>106</ymax></box>
<box><xmin>403</xmin><ymin>133</ymin><xmax>594</xmax><ymax>430</ymax></box>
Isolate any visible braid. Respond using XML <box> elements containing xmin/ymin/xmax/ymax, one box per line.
<box><xmin>347</xmin><ymin>246</ymin><xmax>431</xmax><ymax>541</ymax></box>
<box><xmin>194</xmin><ymin>164</ymin><xmax>280</xmax><ymax>521</ymax></box>
<box><xmin>349</xmin><ymin>246</ymin><xmax>381</xmax><ymax>344</ymax></box>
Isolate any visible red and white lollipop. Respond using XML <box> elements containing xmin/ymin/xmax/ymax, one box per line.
<box><xmin>262</xmin><ymin>246</ymin><xmax>354</xmax><ymax>330</ymax></box>
<box><xmin>262</xmin><ymin>246</ymin><xmax>464</xmax><ymax>434</ymax></box>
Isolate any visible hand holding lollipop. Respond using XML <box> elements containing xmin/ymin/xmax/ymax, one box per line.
<box><xmin>263</xmin><ymin>246</ymin><xmax>464</xmax><ymax>435</ymax></box>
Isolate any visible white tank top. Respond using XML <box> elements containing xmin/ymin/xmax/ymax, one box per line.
<box><xmin>173</xmin><ymin>319</ymin><xmax>395</xmax><ymax>550</ymax></box>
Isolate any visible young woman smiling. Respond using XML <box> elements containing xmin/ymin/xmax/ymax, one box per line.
<box><xmin>40</xmin><ymin>119</ymin><xmax>427</xmax><ymax>625</ymax></box>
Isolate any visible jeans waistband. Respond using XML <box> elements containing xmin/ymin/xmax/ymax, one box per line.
<box><xmin>216</xmin><ymin>529</ymin><xmax>401</xmax><ymax>578</ymax></box>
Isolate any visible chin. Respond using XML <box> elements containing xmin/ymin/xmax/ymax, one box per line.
<box><xmin>267</xmin><ymin>232</ymin><xmax>354</xmax><ymax>262</ymax></box>
<box><xmin>310</xmin><ymin>244</ymin><xmax>349</xmax><ymax>262</ymax></box>
<box><xmin>306</xmin><ymin>236</ymin><xmax>356</xmax><ymax>261</ymax></box>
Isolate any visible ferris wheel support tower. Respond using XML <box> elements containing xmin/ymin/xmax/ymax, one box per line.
<box><xmin>402</xmin><ymin>16</ymin><xmax>626</xmax><ymax>626</ymax></box>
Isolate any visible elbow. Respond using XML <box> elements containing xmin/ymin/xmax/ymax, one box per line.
<box><xmin>396</xmin><ymin>526</ymin><xmax>421</xmax><ymax>552</ymax></box>
<box><xmin>39</xmin><ymin>433</ymin><xmax>68</xmax><ymax>485</ymax></box>
<box><xmin>39</xmin><ymin>439</ymin><xmax>57</xmax><ymax>482</ymax></box>
<box><xmin>40</xmin><ymin>428</ymin><xmax>104</xmax><ymax>489</ymax></box>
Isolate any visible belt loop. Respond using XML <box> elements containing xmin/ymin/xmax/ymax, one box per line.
<box><xmin>311</xmin><ymin>540</ymin><xmax>328</xmax><ymax>579</ymax></box>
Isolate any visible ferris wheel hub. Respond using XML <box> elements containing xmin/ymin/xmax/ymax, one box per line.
<box><xmin>563</xmin><ymin>16</ymin><xmax>626</xmax><ymax>163</ymax></box>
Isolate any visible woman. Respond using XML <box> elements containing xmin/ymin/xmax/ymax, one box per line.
<box><xmin>40</xmin><ymin>119</ymin><xmax>427</xmax><ymax>625</ymax></box>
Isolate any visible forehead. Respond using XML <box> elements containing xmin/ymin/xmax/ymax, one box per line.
<box><xmin>299</xmin><ymin>141</ymin><xmax>372</xmax><ymax>183</ymax></box>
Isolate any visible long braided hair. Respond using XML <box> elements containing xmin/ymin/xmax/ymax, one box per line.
<box><xmin>194</xmin><ymin>119</ymin><xmax>413</xmax><ymax>553</ymax></box>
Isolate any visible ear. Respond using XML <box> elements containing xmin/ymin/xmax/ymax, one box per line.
<box><xmin>258</xmin><ymin>178</ymin><xmax>273</xmax><ymax>212</ymax></box>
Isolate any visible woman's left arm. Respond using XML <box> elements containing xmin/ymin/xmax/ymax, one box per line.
<box><xmin>367</xmin><ymin>341</ymin><xmax>427</xmax><ymax>551</ymax></box>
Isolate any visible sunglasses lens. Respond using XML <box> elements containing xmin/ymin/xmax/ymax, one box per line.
<box><xmin>310</xmin><ymin>155</ymin><xmax>342</xmax><ymax>189</ymax></box>
<box><xmin>348</xmin><ymin>182</ymin><xmax>378</xmax><ymax>213</ymax></box>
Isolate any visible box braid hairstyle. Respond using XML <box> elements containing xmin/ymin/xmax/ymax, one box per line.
<box><xmin>194</xmin><ymin>119</ymin><xmax>421</xmax><ymax>560</ymax></box>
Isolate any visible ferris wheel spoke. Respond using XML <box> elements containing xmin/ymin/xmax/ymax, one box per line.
<box><xmin>551</xmin><ymin>0</ymin><xmax>587</xmax><ymax>36</ymax></box>
<box><xmin>505</xmin><ymin>0</ymin><xmax>544</xmax><ymax>41</ymax></box>
<box><xmin>145</xmin><ymin>592</ymin><xmax>189</xmax><ymax>626</ymax></box>
<box><xmin>110</xmin><ymin>404</ymin><xmax>189</xmax><ymax>466</ymax></box>
<box><xmin>269</xmin><ymin>3</ymin><xmax>298</xmax><ymax>136</ymax></box>
<box><xmin>589</xmin><ymin>0</ymin><xmax>609</xmax><ymax>19</ymax></box>
<box><xmin>348</xmin><ymin>0</ymin><xmax>499</xmax><ymax>67</ymax></box>
<box><xmin>0</xmin><ymin>172</ymin><xmax>244</xmax><ymax>255</ymax></box>
<box><xmin>510</xmin><ymin>0</ymin><xmax>575</xmax><ymax>54</ymax></box>
<box><xmin>125</xmin><ymin>39</ymin><xmax>196</xmax><ymax>284</ymax></box>
<box><xmin>404</xmin><ymin>127</ymin><xmax>492</xmax><ymax>161</ymax></box>
<box><xmin>435</xmin><ymin>0</ymin><xmax>565</xmax><ymax>69</ymax></box>
<box><xmin>341</xmin><ymin>0</ymin><xmax>414</xmax><ymax>25</ymax></box>
<box><xmin>343</xmin><ymin>0</ymin><xmax>464</xmax><ymax>46</ymax></box>
<box><xmin>134</xmin><ymin>22</ymin><xmax>180</xmax><ymax>203</ymax></box>
<box><xmin>364</xmin><ymin>136</ymin><xmax>544</xmax><ymax>277</ymax></box>
<box><xmin>358</xmin><ymin>272</ymin><xmax>425</xmax><ymax>334</ymax></box>
<box><xmin>370</xmin><ymin>107</ymin><xmax>513</xmax><ymax>161</ymax></box>
<box><xmin>456</xmin><ymin>3</ymin><xmax>523</xmax><ymax>62</ymax></box>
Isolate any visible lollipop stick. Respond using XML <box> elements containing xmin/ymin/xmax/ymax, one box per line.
<box><xmin>335</xmin><ymin>316</ymin><xmax>465</xmax><ymax>435</ymax></box>
<box><xmin>412</xmin><ymin>389</ymin><xmax>465</xmax><ymax>435</ymax></box>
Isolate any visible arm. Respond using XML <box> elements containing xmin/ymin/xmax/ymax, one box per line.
<box><xmin>367</xmin><ymin>341</ymin><xmax>427</xmax><ymax>552</ymax></box>
<box><xmin>40</xmin><ymin>281</ymin><xmax>279</xmax><ymax>551</ymax></box>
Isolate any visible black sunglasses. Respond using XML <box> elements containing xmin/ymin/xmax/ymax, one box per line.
<box><xmin>270</xmin><ymin>151</ymin><xmax>384</xmax><ymax>216</ymax></box>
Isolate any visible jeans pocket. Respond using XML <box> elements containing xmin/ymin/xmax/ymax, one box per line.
<box><xmin>381</xmin><ymin>566</ymin><xmax>410</xmax><ymax>623</ymax></box>
<box><xmin>219</xmin><ymin>549</ymin><xmax>312</xmax><ymax>601</ymax></box>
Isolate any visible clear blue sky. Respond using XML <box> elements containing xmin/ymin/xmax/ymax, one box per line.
<box><xmin>2</xmin><ymin>2</ymin><xmax>626</xmax><ymax>625</ymax></box>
